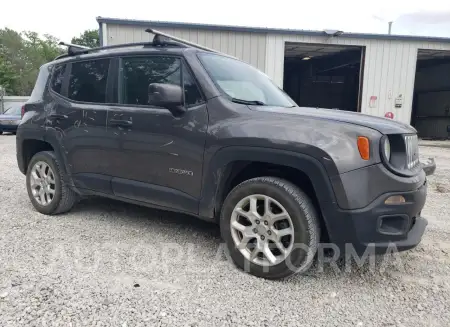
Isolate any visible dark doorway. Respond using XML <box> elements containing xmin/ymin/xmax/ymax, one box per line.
<box><xmin>283</xmin><ymin>42</ymin><xmax>364</xmax><ymax>112</ymax></box>
<box><xmin>412</xmin><ymin>49</ymin><xmax>450</xmax><ymax>139</ymax></box>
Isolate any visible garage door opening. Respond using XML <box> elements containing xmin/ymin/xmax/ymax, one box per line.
<box><xmin>283</xmin><ymin>42</ymin><xmax>364</xmax><ymax>112</ymax></box>
<box><xmin>412</xmin><ymin>49</ymin><xmax>450</xmax><ymax>139</ymax></box>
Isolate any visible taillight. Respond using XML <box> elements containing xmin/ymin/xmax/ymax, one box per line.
<box><xmin>21</xmin><ymin>105</ymin><xmax>25</xmax><ymax>118</ymax></box>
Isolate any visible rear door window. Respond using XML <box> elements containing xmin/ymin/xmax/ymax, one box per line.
<box><xmin>68</xmin><ymin>59</ymin><xmax>110</xmax><ymax>103</ymax></box>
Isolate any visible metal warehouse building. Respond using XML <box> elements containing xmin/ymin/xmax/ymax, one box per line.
<box><xmin>97</xmin><ymin>17</ymin><xmax>450</xmax><ymax>139</ymax></box>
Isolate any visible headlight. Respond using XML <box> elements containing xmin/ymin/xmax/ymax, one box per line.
<box><xmin>382</xmin><ymin>137</ymin><xmax>391</xmax><ymax>161</ymax></box>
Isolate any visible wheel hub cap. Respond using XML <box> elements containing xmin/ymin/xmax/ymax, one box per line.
<box><xmin>230</xmin><ymin>194</ymin><xmax>295</xmax><ymax>267</ymax></box>
<box><xmin>256</xmin><ymin>225</ymin><xmax>267</xmax><ymax>235</ymax></box>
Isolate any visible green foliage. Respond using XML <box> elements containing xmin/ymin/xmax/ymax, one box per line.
<box><xmin>0</xmin><ymin>57</ymin><xmax>18</xmax><ymax>94</ymax></box>
<box><xmin>0</xmin><ymin>28</ymin><xmax>100</xmax><ymax>96</ymax></box>
<box><xmin>71</xmin><ymin>29</ymin><xmax>100</xmax><ymax>48</ymax></box>
<box><xmin>0</xmin><ymin>28</ymin><xmax>63</xmax><ymax>95</ymax></box>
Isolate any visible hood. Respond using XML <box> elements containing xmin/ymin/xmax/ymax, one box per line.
<box><xmin>252</xmin><ymin>106</ymin><xmax>416</xmax><ymax>135</ymax></box>
<box><xmin>0</xmin><ymin>115</ymin><xmax>21</xmax><ymax>120</ymax></box>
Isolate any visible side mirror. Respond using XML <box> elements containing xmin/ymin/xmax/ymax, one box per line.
<box><xmin>148</xmin><ymin>83</ymin><xmax>185</xmax><ymax>115</ymax></box>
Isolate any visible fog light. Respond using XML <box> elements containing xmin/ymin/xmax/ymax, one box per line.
<box><xmin>385</xmin><ymin>195</ymin><xmax>406</xmax><ymax>204</ymax></box>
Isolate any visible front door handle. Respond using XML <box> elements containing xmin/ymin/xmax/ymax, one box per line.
<box><xmin>48</xmin><ymin>113</ymin><xmax>68</xmax><ymax>120</ymax></box>
<box><xmin>109</xmin><ymin>119</ymin><xmax>133</xmax><ymax>127</ymax></box>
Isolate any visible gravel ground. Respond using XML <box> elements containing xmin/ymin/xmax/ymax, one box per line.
<box><xmin>0</xmin><ymin>134</ymin><xmax>449</xmax><ymax>327</ymax></box>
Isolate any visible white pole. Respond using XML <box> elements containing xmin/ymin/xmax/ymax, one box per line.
<box><xmin>0</xmin><ymin>86</ymin><xmax>4</xmax><ymax>114</ymax></box>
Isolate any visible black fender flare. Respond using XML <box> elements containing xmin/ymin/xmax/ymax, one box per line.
<box><xmin>198</xmin><ymin>146</ymin><xmax>345</xmax><ymax>222</ymax></box>
<box><xmin>18</xmin><ymin>127</ymin><xmax>74</xmax><ymax>187</ymax></box>
<box><xmin>43</xmin><ymin>130</ymin><xmax>75</xmax><ymax>186</ymax></box>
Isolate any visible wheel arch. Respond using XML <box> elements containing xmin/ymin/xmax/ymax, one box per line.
<box><xmin>20</xmin><ymin>138</ymin><xmax>54</xmax><ymax>174</ymax></box>
<box><xmin>199</xmin><ymin>146</ymin><xmax>345</xmax><ymax>231</ymax></box>
<box><xmin>19</xmin><ymin>135</ymin><xmax>73</xmax><ymax>187</ymax></box>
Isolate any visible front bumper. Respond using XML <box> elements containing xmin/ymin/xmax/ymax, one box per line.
<box><xmin>362</xmin><ymin>216</ymin><xmax>427</xmax><ymax>254</ymax></box>
<box><xmin>327</xmin><ymin>165</ymin><xmax>428</xmax><ymax>254</ymax></box>
<box><xmin>343</xmin><ymin>181</ymin><xmax>427</xmax><ymax>254</ymax></box>
<box><xmin>421</xmin><ymin>158</ymin><xmax>436</xmax><ymax>176</ymax></box>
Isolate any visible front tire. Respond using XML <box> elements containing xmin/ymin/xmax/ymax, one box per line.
<box><xmin>220</xmin><ymin>177</ymin><xmax>320</xmax><ymax>279</ymax></box>
<box><xmin>26</xmin><ymin>151</ymin><xmax>78</xmax><ymax>215</ymax></box>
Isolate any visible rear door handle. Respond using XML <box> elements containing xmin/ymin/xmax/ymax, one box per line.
<box><xmin>109</xmin><ymin>119</ymin><xmax>133</xmax><ymax>127</ymax></box>
<box><xmin>48</xmin><ymin>114</ymin><xmax>68</xmax><ymax>120</ymax></box>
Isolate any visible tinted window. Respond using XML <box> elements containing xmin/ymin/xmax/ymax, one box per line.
<box><xmin>120</xmin><ymin>56</ymin><xmax>181</xmax><ymax>106</ymax></box>
<box><xmin>50</xmin><ymin>64</ymin><xmax>66</xmax><ymax>94</ymax></box>
<box><xmin>68</xmin><ymin>59</ymin><xmax>110</xmax><ymax>103</ymax></box>
<box><xmin>183</xmin><ymin>64</ymin><xmax>203</xmax><ymax>107</ymax></box>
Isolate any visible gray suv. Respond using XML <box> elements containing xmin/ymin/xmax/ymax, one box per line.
<box><xmin>16</xmin><ymin>30</ymin><xmax>431</xmax><ymax>279</ymax></box>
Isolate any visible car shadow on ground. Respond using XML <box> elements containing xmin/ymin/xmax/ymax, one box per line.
<box><xmin>72</xmin><ymin>196</ymin><xmax>222</xmax><ymax>238</ymax></box>
<box><xmin>70</xmin><ymin>197</ymin><xmax>412</xmax><ymax>284</ymax></box>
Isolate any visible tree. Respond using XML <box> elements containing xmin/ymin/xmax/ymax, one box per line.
<box><xmin>0</xmin><ymin>28</ymin><xmax>63</xmax><ymax>95</ymax></box>
<box><xmin>71</xmin><ymin>29</ymin><xmax>100</xmax><ymax>48</ymax></box>
<box><xmin>0</xmin><ymin>28</ymin><xmax>100</xmax><ymax>96</ymax></box>
<box><xmin>0</xmin><ymin>59</ymin><xmax>18</xmax><ymax>94</ymax></box>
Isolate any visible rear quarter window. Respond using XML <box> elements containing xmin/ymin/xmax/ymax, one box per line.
<box><xmin>50</xmin><ymin>64</ymin><xmax>67</xmax><ymax>95</ymax></box>
<box><xmin>28</xmin><ymin>64</ymin><xmax>52</xmax><ymax>102</ymax></box>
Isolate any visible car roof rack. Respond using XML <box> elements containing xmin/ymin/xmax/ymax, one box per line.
<box><xmin>54</xmin><ymin>42</ymin><xmax>91</xmax><ymax>59</ymax></box>
<box><xmin>54</xmin><ymin>28</ymin><xmax>221</xmax><ymax>60</ymax></box>
<box><xmin>145</xmin><ymin>28</ymin><xmax>220</xmax><ymax>53</ymax></box>
<box><xmin>55</xmin><ymin>40</ymin><xmax>187</xmax><ymax>60</ymax></box>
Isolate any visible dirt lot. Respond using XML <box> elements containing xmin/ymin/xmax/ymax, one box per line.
<box><xmin>0</xmin><ymin>134</ymin><xmax>449</xmax><ymax>327</ymax></box>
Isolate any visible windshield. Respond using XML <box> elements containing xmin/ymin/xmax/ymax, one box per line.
<box><xmin>3</xmin><ymin>104</ymin><xmax>23</xmax><ymax>115</ymax></box>
<box><xmin>198</xmin><ymin>53</ymin><xmax>296</xmax><ymax>107</ymax></box>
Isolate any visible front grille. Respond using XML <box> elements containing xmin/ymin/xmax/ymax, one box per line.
<box><xmin>404</xmin><ymin>134</ymin><xmax>419</xmax><ymax>169</ymax></box>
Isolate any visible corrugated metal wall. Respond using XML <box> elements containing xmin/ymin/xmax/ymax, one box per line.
<box><xmin>265</xmin><ymin>33</ymin><xmax>450</xmax><ymax>124</ymax></box>
<box><xmin>103</xmin><ymin>22</ymin><xmax>450</xmax><ymax>124</ymax></box>
<box><xmin>105</xmin><ymin>24</ymin><xmax>267</xmax><ymax>71</ymax></box>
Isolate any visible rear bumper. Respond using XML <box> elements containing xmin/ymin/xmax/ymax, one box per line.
<box><xmin>0</xmin><ymin>123</ymin><xmax>18</xmax><ymax>132</ymax></box>
<box><xmin>16</xmin><ymin>133</ymin><xmax>26</xmax><ymax>174</ymax></box>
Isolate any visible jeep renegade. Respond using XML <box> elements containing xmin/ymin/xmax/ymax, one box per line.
<box><xmin>17</xmin><ymin>31</ymin><xmax>429</xmax><ymax>279</ymax></box>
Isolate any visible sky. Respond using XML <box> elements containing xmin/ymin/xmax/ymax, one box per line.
<box><xmin>1</xmin><ymin>0</ymin><xmax>450</xmax><ymax>41</ymax></box>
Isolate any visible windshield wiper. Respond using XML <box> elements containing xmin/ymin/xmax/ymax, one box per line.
<box><xmin>231</xmin><ymin>98</ymin><xmax>265</xmax><ymax>106</ymax></box>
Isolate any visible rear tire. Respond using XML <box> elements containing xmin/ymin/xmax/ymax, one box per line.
<box><xmin>220</xmin><ymin>177</ymin><xmax>320</xmax><ymax>279</ymax></box>
<box><xmin>26</xmin><ymin>151</ymin><xmax>78</xmax><ymax>215</ymax></box>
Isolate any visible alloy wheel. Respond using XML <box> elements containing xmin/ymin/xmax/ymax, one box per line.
<box><xmin>230</xmin><ymin>194</ymin><xmax>295</xmax><ymax>266</ymax></box>
<box><xmin>29</xmin><ymin>161</ymin><xmax>56</xmax><ymax>206</ymax></box>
